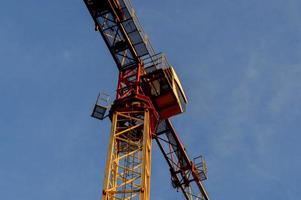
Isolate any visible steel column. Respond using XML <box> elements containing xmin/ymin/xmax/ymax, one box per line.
<box><xmin>102</xmin><ymin>110</ymin><xmax>152</xmax><ymax>200</ymax></box>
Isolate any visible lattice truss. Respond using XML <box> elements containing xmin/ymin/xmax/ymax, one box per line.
<box><xmin>90</xmin><ymin>0</ymin><xmax>145</xmax><ymax>99</ymax></box>
<box><xmin>96</xmin><ymin>10</ymin><xmax>136</xmax><ymax>69</ymax></box>
<box><xmin>155</xmin><ymin>120</ymin><xmax>208</xmax><ymax>200</ymax></box>
<box><xmin>86</xmin><ymin>0</ymin><xmax>152</xmax><ymax>71</ymax></box>
<box><xmin>102</xmin><ymin>110</ymin><xmax>152</xmax><ymax>200</ymax></box>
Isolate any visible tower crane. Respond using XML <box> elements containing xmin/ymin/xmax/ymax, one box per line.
<box><xmin>83</xmin><ymin>0</ymin><xmax>210</xmax><ymax>199</ymax></box>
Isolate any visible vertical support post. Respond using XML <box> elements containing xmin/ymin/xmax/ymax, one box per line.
<box><xmin>140</xmin><ymin>109</ymin><xmax>151</xmax><ymax>199</ymax></box>
<box><xmin>102</xmin><ymin>109</ymin><xmax>152</xmax><ymax>200</ymax></box>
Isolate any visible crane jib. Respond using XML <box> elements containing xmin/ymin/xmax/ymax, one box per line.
<box><xmin>84</xmin><ymin>0</ymin><xmax>156</xmax><ymax>71</ymax></box>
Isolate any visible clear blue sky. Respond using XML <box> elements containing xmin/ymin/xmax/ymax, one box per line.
<box><xmin>1</xmin><ymin>0</ymin><xmax>301</xmax><ymax>199</ymax></box>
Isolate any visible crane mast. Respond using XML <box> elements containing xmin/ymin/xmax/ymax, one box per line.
<box><xmin>83</xmin><ymin>0</ymin><xmax>210</xmax><ymax>199</ymax></box>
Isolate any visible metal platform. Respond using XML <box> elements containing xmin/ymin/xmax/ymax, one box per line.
<box><xmin>91</xmin><ymin>92</ymin><xmax>111</xmax><ymax>120</ymax></box>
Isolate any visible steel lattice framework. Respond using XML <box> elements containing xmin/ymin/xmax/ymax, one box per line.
<box><xmin>102</xmin><ymin>110</ymin><xmax>152</xmax><ymax>200</ymax></box>
<box><xmin>83</xmin><ymin>0</ymin><xmax>210</xmax><ymax>199</ymax></box>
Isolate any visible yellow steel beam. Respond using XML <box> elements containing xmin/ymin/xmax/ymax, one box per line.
<box><xmin>102</xmin><ymin>110</ymin><xmax>152</xmax><ymax>200</ymax></box>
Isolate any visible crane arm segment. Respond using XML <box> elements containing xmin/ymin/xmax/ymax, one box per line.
<box><xmin>83</xmin><ymin>0</ymin><xmax>156</xmax><ymax>71</ymax></box>
<box><xmin>155</xmin><ymin>119</ymin><xmax>210</xmax><ymax>200</ymax></box>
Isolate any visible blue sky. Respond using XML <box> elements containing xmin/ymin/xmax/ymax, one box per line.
<box><xmin>1</xmin><ymin>0</ymin><xmax>301</xmax><ymax>199</ymax></box>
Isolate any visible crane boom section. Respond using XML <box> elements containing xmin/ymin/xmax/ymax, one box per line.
<box><xmin>156</xmin><ymin>120</ymin><xmax>210</xmax><ymax>200</ymax></box>
<box><xmin>84</xmin><ymin>0</ymin><xmax>156</xmax><ymax>71</ymax></box>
